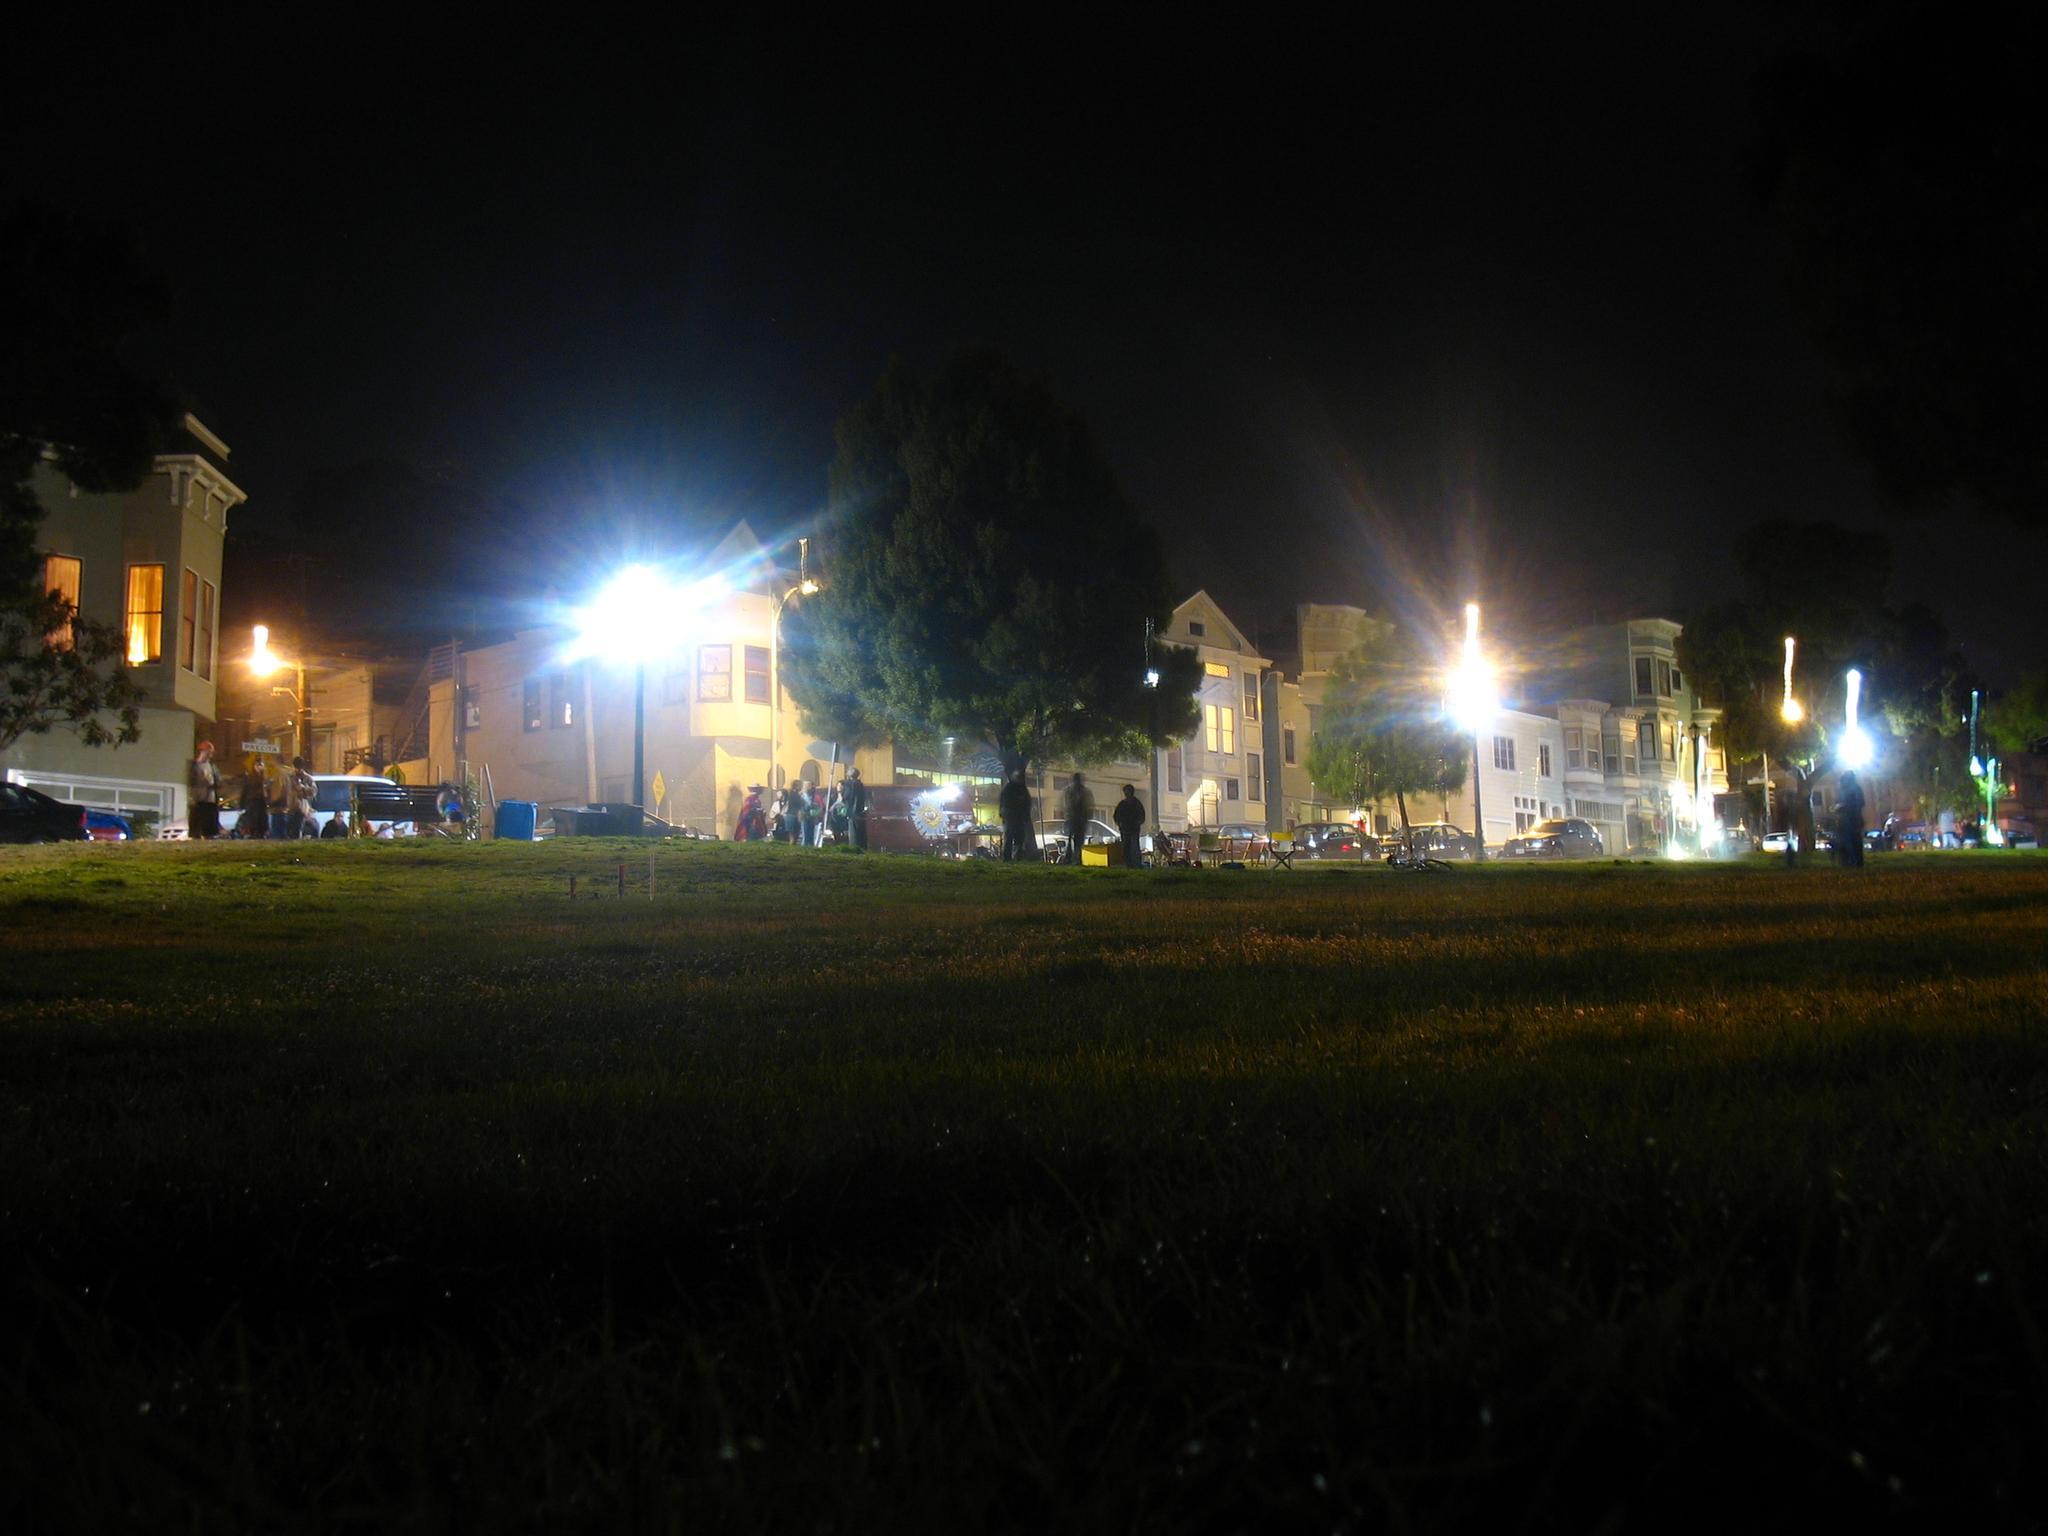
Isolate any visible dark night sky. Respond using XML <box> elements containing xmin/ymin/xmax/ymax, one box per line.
<box><xmin>8</xmin><ymin>17</ymin><xmax>2041</xmax><ymax>680</ymax></box>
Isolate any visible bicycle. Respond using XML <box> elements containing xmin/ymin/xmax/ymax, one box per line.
<box><xmin>1383</xmin><ymin>836</ymin><xmax>1454</xmax><ymax>873</ymax></box>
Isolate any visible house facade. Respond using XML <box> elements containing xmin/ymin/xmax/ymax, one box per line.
<box><xmin>425</xmin><ymin>523</ymin><xmax>892</xmax><ymax>836</ymax></box>
<box><xmin>3</xmin><ymin>416</ymin><xmax>243</xmax><ymax>826</ymax></box>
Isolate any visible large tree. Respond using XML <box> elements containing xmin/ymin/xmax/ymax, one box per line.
<box><xmin>1304</xmin><ymin>614</ymin><xmax>1468</xmax><ymax>835</ymax></box>
<box><xmin>781</xmin><ymin>353</ymin><xmax>1201</xmax><ymax>771</ymax></box>
<box><xmin>1</xmin><ymin>204</ymin><xmax>180</xmax><ymax>754</ymax></box>
<box><xmin>1677</xmin><ymin>519</ymin><xmax>1969</xmax><ymax>818</ymax></box>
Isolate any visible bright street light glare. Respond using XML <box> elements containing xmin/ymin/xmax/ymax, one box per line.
<box><xmin>1838</xmin><ymin>725</ymin><xmax>1874</xmax><ymax>770</ymax></box>
<box><xmin>568</xmin><ymin>566</ymin><xmax>724</xmax><ymax>665</ymax></box>
<box><xmin>1445</xmin><ymin>601</ymin><xmax>1496</xmax><ymax>731</ymax></box>
<box><xmin>249</xmin><ymin>623</ymin><xmax>280</xmax><ymax>677</ymax></box>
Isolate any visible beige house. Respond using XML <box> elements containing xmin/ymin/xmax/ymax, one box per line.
<box><xmin>425</xmin><ymin>522</ymin><xmax>891</xmax><ymax>835</ymax></box>
<box><xmin>4</xmin><ymin>415</ymin><xmax>243</xmax><ymax>825</ymax></box>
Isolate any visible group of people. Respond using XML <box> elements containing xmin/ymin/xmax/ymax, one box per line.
<box><xmin>997</xmin><ymin>769</ymin><xmax>1147</xmax><ymax>867</ymax></box>
<box><xmin>734</xmin><ymin>768</ymin><xmax>872</xmax><ymax>850</ymax></box>
<box><xmin>188</xmin><ymin>742</ymin><xmax>347</xmax><ymax>840</ymax></box>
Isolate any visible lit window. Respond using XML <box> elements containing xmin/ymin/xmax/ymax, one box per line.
<box><xmin>1205</xmin><ymin>661</ymin><xmax>1229</xmax><ymax>679</ymax></box>
<box><xmin>1220</xmin><ymin>707</ymin><xmax>1235</xmax><ymax>756</ymax></box>
<box><xmin>1205</xmin><ymin>703</ymin><xmax>1218</xmax><ymax>752</ymax></box>
<box><xmin>523</xmin><ymin>677</ymin><xmax>543</xmax><ymax>732</ymax></box>
<box><xmin>198</xmin><ymin>580</ymin><xmax>215</xmax><ymax>681</ymax></box>
<box><xmin>744</xmin><ymin>645</ymin><xmax>770</xmax><ymax>704</ymax></box>
<box><xmin>43</xmin><ymin>555</ymin><xmax>80</xmax><ymax>648</ymax></box>
<box><xmin>699</xmin><ymin>645</ymin><xmax>732</xmax><ymax>701</ymax></box>
<box><xmin>124</xmin><ymin>564</ymin><xmax>163</xmax><ymax>664</ymax></box>
<box><xmin>1247</xmin><ymin>752</ymin><xmax>1262</xmax><ymax>799</ymax></box>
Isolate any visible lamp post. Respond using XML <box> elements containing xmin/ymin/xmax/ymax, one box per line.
<box><xmin>249</xmin><ymin>624</ymin><xmax>311</xmax><ymax>766</ymax></box>
<box><xmin>1838</xmin><ymin>667</ymin><xmax>1874</xmax><ymax>772</ymax></box>
<box><xmin>1445</xmin><ymin>601</ymin><xmax>1497</xmax><ymax>859</ymax></box>
<box><xmin>768</xmin><ymin>538</ymin><xmax>821</xmax><ymax>801</ymax></box>
<box><xmin>571</xmin><ymin>565</ymin><xmax>722</xmax><ymax>814</ymax></box>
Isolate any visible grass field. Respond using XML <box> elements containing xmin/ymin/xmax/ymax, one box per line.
<box><xmin>3</xmin><ymin>839</ymin><xmax>2045</xmax><ymax>1530</ymax></box>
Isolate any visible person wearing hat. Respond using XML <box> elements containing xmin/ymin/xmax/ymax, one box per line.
<box><xmin>188</xmin><ymin>740</ymin><xmax>222</xmax><ymax>839</ymax></box>
<box><xmin>737</xmin><ymin>784</ymin><xmax>767</xmax><ymax>842</ymax></box>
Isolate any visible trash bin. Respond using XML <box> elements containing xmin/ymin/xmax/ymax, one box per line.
<box><xmin>496</xmin><ymin>800</ymin><xmax>538</xmax><ymax>841</ymax></box>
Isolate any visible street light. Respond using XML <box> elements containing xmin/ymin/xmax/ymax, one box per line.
<box><xmin>768</xmin><ymin>538</ymin><xmax>821</xmax><ymax>799</ymax></box>
<box><xmin>249</xmin><ymin>624</ymin><xmax>311</xmax><ymax>766</ymax></box>
<box><xmin>1837</xmin><ymin>667</ymin><xmax>1874</xmax><ymax>771</ymax></box>
<box><xmin>569</xmin><ymin>565</ymin><xmax>724</xmax><ymax>812</ymax></box>
<box><xmin>1445</xmin><ymin>601</ymin><xmax>1497</xmax><ymax>858</ymax></box>
<box><xmin>1780</xmin><ymin>636</ymin><xmax>1804</xmax><ymax>724</ymax></box>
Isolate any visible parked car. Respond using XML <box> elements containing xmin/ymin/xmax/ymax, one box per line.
<box><xmin>1214</xmin><ymin>822</ymin><xmax>1273</xmax><ymax>860</ymax></box>
<box><xmin>1032</xmin><ymin>817</ymin><xmax>1125</xmax><ymax>862</ymax></box>
<box><xmin>1389</xmin><ymin>822</ymin><xmax>1480</xmax><ymax>861</ymax></box>
<box><xmin>1501</xmin><ymin>817</ymin><xmax>1604</xmax><ymax>859</ymax></box>
<box><xmin>1290</xmin><ymin>821</ymin><xmax>1378</xmax><ymax>860</ymax></box>
<box><xmin>1759</xmin><ymin>827</ymin><xmax>1832</xmax><ymax>853</ymax></box>
<box><xmin>0</xmin><ymin>782</ymin><xmax>90</xmax><ymax>843</ymax></box>
<box><xmin>83</xmin><ymin>809</ymin><xmax>133</xmax><ymax>841</ymax></box>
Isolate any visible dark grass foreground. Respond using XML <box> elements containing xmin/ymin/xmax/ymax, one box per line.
<box><xmin>3</xmin><ymin>841</ymin><xmax>2044</xmax><ymax>1531</ymax></box>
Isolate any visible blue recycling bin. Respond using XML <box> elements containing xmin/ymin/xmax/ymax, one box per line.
<box><xmin>496</xmin><ymin>800</ymin><xmax>538</xmax><ymax>841</ymax></box>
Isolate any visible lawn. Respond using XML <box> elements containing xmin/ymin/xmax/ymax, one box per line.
<box><xmin>3</xmin><ymin>840</ymin><xmax>2044</xmax><ymax>1530</ymax></box>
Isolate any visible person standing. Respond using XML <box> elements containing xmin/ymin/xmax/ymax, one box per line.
<box><xmin>1060</xmin><ymin>771</ymin><xmax>1093</xmax><ymax>866</ymax></box>
<box><xmin>1113</xmin><ymin>783</ymin><xmax>1146</xmax><ymax>869</ymax></box>
<box><xmin>999</xmin><ymin>768</ymin><xmax>1035</xmax><ymax>863</ymax></box>
<box><xmin>844</xmin><ymin>767</ymin><xmax>871</xmax><ymax>851</ymax></box>
<box><xmin>1835</xmin><ymin>771</ymin><xmax>1866</xmax><ymax>868</ymax></box>
<box><xmin>239</xmin><ymin>759</ymin><xmax>271</xmax><ymax>841</ymax></box>
<box><xmin>188</xmin><ymin>741</ymin><xmax>221</xmax><ymax>840</ymax></box>
<box><xmin>798</xmin><ymin>781</ymin><xmax>823</xmax><ymax>847</ymax></box>
<box><xmin>286</xmin><ymin>756</ymin><xmax>317</xmax><ymax>839</ymax></box>
<box><xmin>736</xmin><ymin>785</ymin><xmax>765</xmax><ymax>842</ymax></box>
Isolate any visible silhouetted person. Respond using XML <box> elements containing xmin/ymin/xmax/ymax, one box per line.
<box><xmin>999</xmin><ymin>769</ymin><xmax>1035</xmax><ymax>862</ymax></box>
<box><xmin>1060</xmin><ymin>771</ymin><xmax>1092</xmax><ymax>865</ymax></box>
<box><xmin>1113</xmin><ymin>783</ymin><xmax>1145</xmax><ymax>869</ymax></box>
<box><xmin>844</xmin><ymin>768</ymin><xmax>871</xmax><ymax>851</ymax></box>
<box><xmin>239</xmin><ymin>761</ymin><xmax>270</xmax><ymax>841</ymax></box>
<box><xmin>188</xmin><ymin>740</ymin><xmax>221</xmax><ymax>840</ymax></box>
<box><xmin>1835</xmin><ymin>771</ymin><xmax>1866</xmax><ymax>867</ymax></box>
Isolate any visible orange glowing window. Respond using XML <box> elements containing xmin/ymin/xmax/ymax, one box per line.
<box><xmin>124</xmin><ymin>564</ymin><xmax>163</xmax><ymax>665</ymax></box>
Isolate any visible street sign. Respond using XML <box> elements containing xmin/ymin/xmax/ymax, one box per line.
<box><xmin>244</xmin><ymin>738</ymin><xmax>281</xmax><ymax>754</ymax></box>
<box><xmin>650</xmin><ymin>770</ymin><xmax>667</xmax><ymax>810</ymax></box>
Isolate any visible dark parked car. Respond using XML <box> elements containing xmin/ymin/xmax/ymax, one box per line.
<box><xmin>1291</xmin><ymin>821</ymin><xmax>1378</xmax><ymax>860</ymax></box>
<box><xmin>1502</xmin><ymin>817</ymin><xmax>1604</xmax><ymax>859</ymax></box>
<box><xmin>0</xmin><ymin>782</ymin><xmax>90</xmax><ymax>843</ymax></box>
<box><xmin>1388</xmin><ymin>822</ymin><xmax>1481</xmax><ymax>861</ymax></box>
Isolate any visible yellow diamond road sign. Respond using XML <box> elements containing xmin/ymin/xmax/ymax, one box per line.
<box><xmin>650</xmin><ymin>770</ymin><xmax>667</xmax><ymax>809</ymax></box>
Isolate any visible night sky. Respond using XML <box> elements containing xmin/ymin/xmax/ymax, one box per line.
<box><xmin>9</xmin><ymin>17</ymin><xmax>2041</xmax><ymax>680</ymax></box>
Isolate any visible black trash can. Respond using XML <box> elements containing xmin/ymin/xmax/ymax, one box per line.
<box><xmin>550</xmin><ymin>803</ymin><xmax>646</xmax><ymax>837</ymax></box>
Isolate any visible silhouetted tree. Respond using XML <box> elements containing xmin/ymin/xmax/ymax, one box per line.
<box><xmin>781</xmin><ymin>352</ymin><xmax>1202</xmax><ymax>771</ymax></box>
<box><xmin>0</xmin><ymin>203</ymin><xmax>180</xmax><ymax>752</ymax></box>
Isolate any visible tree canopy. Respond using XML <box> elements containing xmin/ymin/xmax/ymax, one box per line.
<box><xmin>1677</xmin><ymin>520</ymin><xmax>1970</xmax><ymax>810</ymax></box>
<box><xmin>781</xmin><ymin>353</ymin><xmax>1201</xmax><ymax>769</ymax></box>
<box><xmin>1</xmin><ymin>203</ymin><xmax>179</xmax><ymax>753</ymax></box>
<box><xmin>1303</xmin><ymin>615</ymin><xmax>1468</xmax><ymax>832</ymax></box>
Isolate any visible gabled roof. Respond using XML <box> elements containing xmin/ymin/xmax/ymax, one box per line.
<box><xmin>1167</xmin><ymin>589</ymin><xmax>1267</xmax><ymax>662</ymax></box>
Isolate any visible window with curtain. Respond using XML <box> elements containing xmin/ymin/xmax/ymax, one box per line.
<box><xmin>699</xmin><ymin>645</ymin><xmax>732</xmax><ymax>701</ymax></box>
<box><xmin>1220</xmin><ymin>707</ymin><xmax>1235</xmax><ymax>756</ymax></box>
<box><xmin>43</xmin><ymin>555</ymin><xmax>80</xmax><ymax>648</ymax></box>
<box><xmin>1204</xmin><ymin>703</ymin><xmax>1218</xmax><ymax>752</ymax></box>
<box><xmin>744</xmin><ymin>645</ymin><xmax>770</xmax><ymax>704</ymax></box>
<box><xmin>124</xmin><ymin>564</ymin><xmax>163</xmax><ymax>664</ymax></box>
